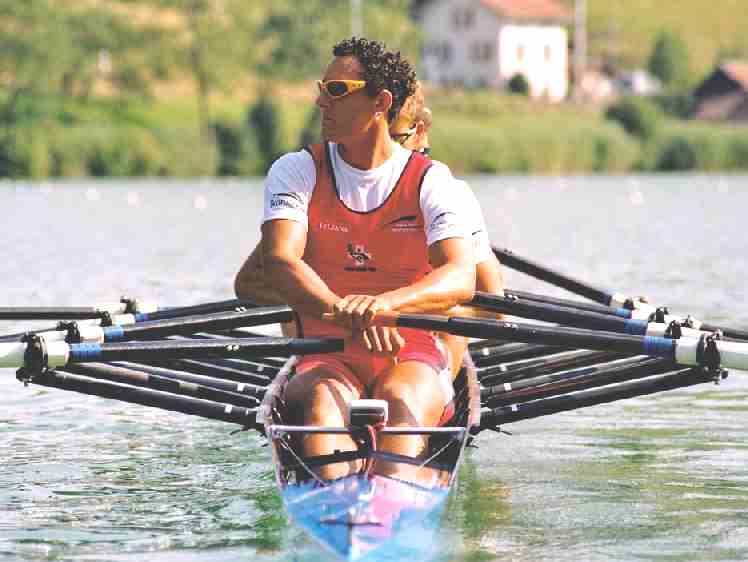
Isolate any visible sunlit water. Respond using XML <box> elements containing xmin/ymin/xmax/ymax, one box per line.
<box><xmin>1</xmin><ymin>175</ymin><xmax>747</xmax><ymax>561</ymax></box>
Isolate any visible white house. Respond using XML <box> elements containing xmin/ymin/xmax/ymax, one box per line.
<box><xmin>416</xmin><ymin>0</ymin><xmax>572</xmax><ymax>102</ymax></box>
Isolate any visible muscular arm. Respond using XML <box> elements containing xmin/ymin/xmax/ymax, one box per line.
<box><xmin>380</xmin><ymin>236</ymin><xmax>475</xmax><ymax>314</ymax></box>
<box><xmin>234</xmin><ymin>243</ymin><xmax>287</xmax><ymax>304</ymax></box>
<box><xmin>261</xmin><ymin>219</ymin><xmax>340</xmax><ymax>317</ymax></box>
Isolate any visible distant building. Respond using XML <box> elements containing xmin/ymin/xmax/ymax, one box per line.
<box><xmin>415</xmin><ymin>0</ymin><xmax>572</xmax><ymax>102</ymax></box>
<box><xmin>692</xmin><ymin>62</ymin><xmax>748</xmax><ymax>122</ymax></box>
<box><xmin>615</xmin><ymin>69</ymin><xmax>662</xmax><ymax>97</ymax></box>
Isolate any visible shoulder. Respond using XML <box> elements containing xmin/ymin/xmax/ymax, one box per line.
<box><xmin>267</xmin><ymin>149</ymin><xmax>316</xmax><ymax>181</ymax></box>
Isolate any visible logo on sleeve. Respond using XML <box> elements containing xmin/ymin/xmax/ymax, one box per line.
<box><xmin>269</xmin><ymin>192</ymin><xmax>303</xmax><ymax>211</ymax></box>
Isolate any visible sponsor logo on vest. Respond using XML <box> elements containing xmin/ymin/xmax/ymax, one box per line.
<box><xmin>345</xmin><ymin>243</ymin><xmax>376</xmax><ymax>272</ymax></box>
<box><xmin>386</xmin><ymin>214</ymin><xmax>420</xmax><ymax>232</ymax></box>
<box><xmin>319</xmin><ymin>222</ymin><xmax>349</xmax><ymax>233</ymax></box>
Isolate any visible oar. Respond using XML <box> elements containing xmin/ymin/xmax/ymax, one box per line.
<box><xmin>502</xmin><ymin>288</ymin><xmax>748</xmax><ymax>341</ymax></box>
<box><xmin>481</xmin><ymin>356</ymin><xmax>676</xmax><ymax>406</ymax></box>
<box><xmin>0</xmin><ymin>299</ymin><xmax>273</xmax><ymax>342</ymax></box>
<box><xmin>2</xmin><ymin>335</ymin><xmax>344</xmax><ymax>372</ymax></box>
<box><xmin>470</xmin><ymin>292</ymin><xmax>706</xmax><ymax>338</ymax></box>
<box><xmin>493</xmin><ymin>247</ymin><xmax>653</xmax><ymax>312</ymax></box>
<box><xmin>26</xmin><ymin>369</ymin><xmax>260</xmax><ymax>428</ymax></box>
<box><xmin>63</xmin><ymin>362</ymin><xmax>261</xmax><ymax>408</ymax></box>
<box><xmin>116</xmin><ymin>362</ymin><xmax>269</xmax><ymax>398</ymax></box>
<box><xmin>351</xmin><ymin>312</ymin><xmax>744</xmax><ymax>371</ymax></box>
<box><xmin>479</xmin><ymin>366</ymin><xmax>723</xmax><ymax>430</ymax></box>
<box><xmin>478</xmin><ymin>349</ymin><xmax>629</xmax><ymax>385</ymax></box>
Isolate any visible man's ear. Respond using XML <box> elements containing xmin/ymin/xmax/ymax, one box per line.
<box><xmin>375</xmin><ymin>89</ymin><xmax>393</xmax><ymax>116</ymax></box>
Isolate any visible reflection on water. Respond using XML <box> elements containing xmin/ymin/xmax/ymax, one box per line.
<box><xmin>1</xmin><ymin>175</ymin><xmax>748</xmax><ymax>561</ymax></box>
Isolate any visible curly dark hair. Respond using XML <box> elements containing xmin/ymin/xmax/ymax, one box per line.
<box><xmin>332</xmin><ymin>37</ymin><xmax>417</xmax><ymax>124</ymax></box>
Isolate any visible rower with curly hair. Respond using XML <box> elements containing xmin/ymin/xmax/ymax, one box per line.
<box><xmin>243</xmin><ymin>37</ymin><xmax>476</xmax><ymax>481</ymax></box>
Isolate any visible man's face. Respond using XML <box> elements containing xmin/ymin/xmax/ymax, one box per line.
<box><xmin>316</xmin><ymin>56</ymin><xmax>378</xmax><ymax>143</ymax></box>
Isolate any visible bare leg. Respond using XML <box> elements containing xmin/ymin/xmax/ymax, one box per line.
<box><xmin>284</xmin><ymin>368</ymin><xmax>363</xmax><ymax>480</ymax></box>
<box><xmin>369</xmin><ymin>361</ymin><xmax>450</xmax><ymax>484</ymax></box>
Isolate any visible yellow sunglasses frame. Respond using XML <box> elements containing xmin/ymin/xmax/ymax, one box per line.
<box><xmin>316</xmin><ymin>79</ymin><xmax>367</xmax><ymax>100</ymax></box>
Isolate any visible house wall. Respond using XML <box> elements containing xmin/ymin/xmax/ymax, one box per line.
<box><xmin>419</xmin><ymin>0</ymin><xmax>568</xmax><ymax>101</ymax></box>
<box><xmin>498</xmin><ymin>24</ymin><xmax>568</xmax><ymax>101</ymax></box>
<box><xmin>420</xmin><ymin>0</ymin><xmax>501</xmax><ymax>87</ymax></box>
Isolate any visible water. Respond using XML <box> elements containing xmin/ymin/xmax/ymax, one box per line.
<box><xmin>1</xmin><ymin>175</ymin><xmax>747</xmax><ymax>561</ymax></box>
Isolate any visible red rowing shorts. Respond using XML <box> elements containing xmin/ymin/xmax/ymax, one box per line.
<box><xmin>295</xmin><ymin>327</ymin><xmax>455</xmax><ymax>424</ymax></box>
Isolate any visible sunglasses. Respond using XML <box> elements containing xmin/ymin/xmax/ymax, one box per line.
<box><xmin>317</xmin><ymin>79</ymin><xmax>367</xmax><ymax>99</ymax></box>
<box><xmin>390</xmin><ymin>125</ymin><xmax>417</xmax><ymax>145</ymax></box>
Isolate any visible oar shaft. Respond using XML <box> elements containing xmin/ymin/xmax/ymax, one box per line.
<box><xmin>135</xmin><ymin>298</ymin><xmax>259</xmax><ymax>322</ymax></box>
<box><xmin>0</xmin><ymin>306</ymin><xmax>115</xmax><ymax>321</ymax></box>
<box><xmin>481</xmin><ymin>367</ymin><xmax>720</xmax><ymax>428</ymax></box>
<box><xmin>64</xmin><ymin>363</ymin><xmax>261</xmax><ymax>408</ymax></box>
<box><xmin>32</xmin><ymin>370</ymin><xmax>259</xmax><ymax>427</ymax></box>
<box><xmin>492</xmin><ymin>247</ymin><xmax>616</xmax><ymax>306</ymax></box>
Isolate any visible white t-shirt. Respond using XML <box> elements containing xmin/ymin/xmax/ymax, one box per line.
<box><xmin>262</xmin><ymin>142</ymin><xmax>471</xmax><ymax>248</ymax></box>
<box><xmin>455</xmin><ymin>179</ymin><xmax>494</xmax><ymax>264</ymax></box>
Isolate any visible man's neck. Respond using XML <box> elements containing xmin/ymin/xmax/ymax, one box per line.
<box><xmin>336</xmin><ymin>125</ymin><xmax>393</xmax><ymax>170</ymax></box>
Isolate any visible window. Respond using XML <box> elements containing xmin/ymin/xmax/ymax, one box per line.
<box><xmin>425</xmin><ymin>42</ymin><xmax>453</xmax><ymax>64</ymax></box>
<box><xmin>452</xmin><ymin>8</ymin><xmax>475</xmax><ymax>29</ymax></box>
<box><xmin>517</xmin><ymin>45</ymin><xmax>525</xmax><ymax>63</ymax></box>
<box><xmin>545</xmin><ymin>45</ymin><xmax>552</xmax><ymax>62</ymax></box>
<box><xmin>471</xmin><ymin>42</ymin><xmax>493</xmax><ymax>62</ymax></box>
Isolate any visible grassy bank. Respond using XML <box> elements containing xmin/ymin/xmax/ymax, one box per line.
<box><xmin>2</xmin><ymin>88</ymin><xmax>748</xmax><ymax>179</ymax></box>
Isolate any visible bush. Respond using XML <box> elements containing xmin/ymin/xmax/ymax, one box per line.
<box><xmin>213</xmin><ymin>119</ymin><xmax>262</xmax><ymax>176</ymax></box>
<box><xmin>0</xmin><ymin>127</ymin><xmax>51</xmax><ymax>178</ymax></box>
<box><xmin>507</xmin><ymin>73</ymin><xmax>530</xmax><ymax>96</ymax></box>
<box><xmin>248</xmin><ymin>93</ymin><xmax>284</xmax><ymax>172</ymax></box>
<box><xmin>648</xmin><ymin>30</ymin><xmax>691</xmax><ymax>88</ymax></box>
<box><xmin>651</xmin><ymin>93</ymin><xmax>695</xmax><ymax>119</ymax></box>
<box><xmin>298</xmin><ymin>107</ymin><xmax>322</xmax><ymax>147</ymax></box>
<box><xmin>605</xmin><ymin>96</ymin><xmax>662</xmax><ymax>140</ymax></box>
<box><xmin>656</xmin><ymin>136</ymin><xmax>697</xmax><ymax>171</ymax></box>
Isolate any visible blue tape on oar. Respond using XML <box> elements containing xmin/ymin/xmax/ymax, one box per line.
<box><xmin>613</xmin><ymin>308</ymin><xmax>633</xmax><ymax>319</ymax></box>
<box><xmin>102</xmin><ymin>326</ymin><xmax>125</xmax><ymax>342</ymax></box>
<box><xmin>134</xmin><ymin>312</ymin><xmax>150</xmax><ymax>322</ymax></box>
<box><xmin>70</xmin><ymin>343</ymin><xmax>103</xmax><ymax>362</ymax></box>
<box><xmin>642</xmin><ymin>336</ymin><xmax>675</xmax><ymax>360</ymax></box>
<box><xmin>623</xmin><ymin>319</ymin><xmax>648</xmax><ymax>335</ymax></box>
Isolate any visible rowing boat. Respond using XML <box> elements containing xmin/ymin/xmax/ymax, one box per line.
<box><xmin>259</xmin><ymin>354</ymin><xmax>481</xmax><ymax>561</ymax></box>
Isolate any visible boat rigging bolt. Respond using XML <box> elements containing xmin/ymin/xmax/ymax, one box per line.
<box><xmin>15</xmin><ymin>333</ymin><xmax>49</xmax><ymax>385</ymax></box>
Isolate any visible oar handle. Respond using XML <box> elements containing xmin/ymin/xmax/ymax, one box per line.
<box><xmin>320</xmin><ymin>311</ymin><xmax>400</xmax><ymax>327</ymax></box>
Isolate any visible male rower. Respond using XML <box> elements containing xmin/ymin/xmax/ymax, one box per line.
<box><xmin>257</xmin><ymin>37</ymin><xmax>475</xmax><ymax>482</ymax></box>
<box><xmin>389</xmin><ymin>84</ymin><xmax>505</xmax><ymax>374</ymax></box>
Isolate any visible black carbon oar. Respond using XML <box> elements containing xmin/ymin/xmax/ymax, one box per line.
<box><xmin>481</xmin><ymin>356</ymin><xmax>676</xmax><ymax>406</ymax></box>
<box><xmin>493</xmin><ymin>247</ymin><xmax>649</xmax><ymax>311</ymax></box>
<box><xmin>503</xmin><ymin>288</ymin><xmax>626</xmax><ymax>316</ymax></box>
<box><xmin>117</xmin><ymin>362</ymin><xmax>268</xmax><ymax>398</ymax></box>
<box><xmin>26</xmin><ymin>369</ymin><xmax>260</xmax><ymax>428</ymax></box>
<box><xmin>479</xmin><ymin>349</ymin><xmax>629</xmax><ymax>385</ymax></box>
<box><xmin>2</xmin><ymin>336</ymin><xmax>344</xmax><ymax>372</ymax></box>
<box><xmin>470</xmin><ymin>292</ymin><xmax>703</xmax><ymax>338</ymax></box>
<box><xmin>64</xmin><ymin>363</ymin><xmax>261</xmax><ymax>408</ymax></box>
<box><xmin>357</xmin><ymin>312</ymin><xmax>747</xmax><ymax>370</ymax></box>
<box><xmin>0</xmin><ymin>304</ymin><xmax>128</xmax><ymax>321</ymax></box>
<box><xmin>479</xmin><ymin>367</ymin><xmax>725</xmax><ymax>430</ymax></box>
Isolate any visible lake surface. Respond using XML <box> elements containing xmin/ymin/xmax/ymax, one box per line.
<box><xmin>1</xmin><ymin>174</ymin><xmax>747</xmax><ymax>562</ymax></box>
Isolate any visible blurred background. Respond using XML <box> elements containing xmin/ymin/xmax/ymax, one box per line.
<box><xmin>3</xmin><ymin>0</ymin><xmax>748</xmax><ymax>179</ymax></box>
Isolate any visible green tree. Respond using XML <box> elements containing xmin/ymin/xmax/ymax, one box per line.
<box><xmin>647</xmin><ymin>30</ymin><xmax>691</xmax><ymax>88</ymax></box>
<box><xmin>125</xmin><ymin>0</ymin><xmax>271</xmax><ymax>134</ymax></box>
<box><xmin>257</xmin><ymin>0</ymin><xmax>420</xmax><ymax>81</ymax></box>
<box><xmin>605</xmin><ymin>96</ymin><xmax>661</xmax><ymax>141</ymax></box>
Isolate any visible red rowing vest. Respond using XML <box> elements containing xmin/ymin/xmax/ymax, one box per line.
<box><xmin>300</xmin><ymin>142</ymin><xmax>433</xmax><ymax>339</ymax></box>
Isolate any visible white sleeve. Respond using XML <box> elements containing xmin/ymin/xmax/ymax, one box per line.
<box><xmin>419</xmin><ymin>161</ymin><xmax>471</xmax><ymax>246</ymax></box>
<box><xmin>262</xmin><ymin>150</ymin><xmax>316</xmax><ymax>229</ymax></box>
<box><xmin>456</xmin><ymin>179</ymin><xmax>494</xmax><ymax>264</ymax></box>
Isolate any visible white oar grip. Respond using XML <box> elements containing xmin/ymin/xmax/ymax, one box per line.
<box><xmin>46</xmin><ymin>341</ymin><xmax>70</xmax><ymax>369</ymax></box>
<box><xmin>0</xmin><ymin>342</ymin><xmax>26</xmax><ymax>368</ymax></box>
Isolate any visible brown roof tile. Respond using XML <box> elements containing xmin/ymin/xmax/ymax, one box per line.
<box><xmin>479</xmin><ymin>0</ymin><xmax>572</xmax><ymax>21</ymax></box>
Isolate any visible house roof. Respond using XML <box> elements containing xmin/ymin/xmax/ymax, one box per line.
<box><xmin>479</xmin><ymin>0</ymin><xmax>572</xmax><ymax>21</ymax></box>
<box><xmin>721</xmin><ymin>62</ymin><xmax>748</xmax><ymax>91</ymax></box>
